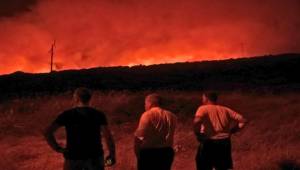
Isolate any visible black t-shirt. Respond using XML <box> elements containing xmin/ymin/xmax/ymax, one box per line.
<box><xmin>54</xmin><ymin>106</ymin><xmax>108</xmax><ymax>160</ymax></box>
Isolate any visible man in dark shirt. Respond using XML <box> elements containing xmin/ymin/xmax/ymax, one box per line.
<box><xmin>44</xmin><ymin>88</ymin><xmax>116</xmax><ymax>170</ymax></box>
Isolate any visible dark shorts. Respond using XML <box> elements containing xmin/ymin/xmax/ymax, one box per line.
<box><xmin>64</xmin><ymin>157</ymin><xmax>104</xmax><ymax>170</ymax></box>
<box><xmin>138</xmin><ymin>147</ymin><xmax>174</xmax><ymax>170</ymax></box>
<box><xmin>196</xmin><ymin>138</ymin><xmax>233</xmax><ymax>170</ymax></box>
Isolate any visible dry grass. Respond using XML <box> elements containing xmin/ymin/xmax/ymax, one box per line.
<box><xmin>0</xmin><ymin>91</ymin><xmax>299</xmax><ymax>170</ymax></box>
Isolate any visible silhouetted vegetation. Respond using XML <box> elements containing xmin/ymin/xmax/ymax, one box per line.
<box><xmin>1</xmin><ymin>91</ymin><xmax>299</xmax><ymax>170</ymax></box>
<box><xmin>278</xmin><ymin>159</ymin><xmax>300</xmax><ymax>170</ymax></box>
<box><xmin>1</xmin><ymin>53</ymin><xmax>300</xmax><ymax>100</ymax></box>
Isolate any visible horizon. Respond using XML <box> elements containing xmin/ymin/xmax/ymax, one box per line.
<box><xmin>1</xmin><ymin>52</ymin><xmax>296</xmax><ymax>76</ymax></box>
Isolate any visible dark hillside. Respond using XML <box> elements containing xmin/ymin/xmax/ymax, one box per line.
<box><xmin>0</xmin><ymin>53</ymin><xmax>299</xmax><ymax>99</ymax></box>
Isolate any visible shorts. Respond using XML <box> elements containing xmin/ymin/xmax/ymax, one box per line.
<box><xmin>196</xmin><ymin>138</ymin><xmax>233</xmax><ymax>170</ymax></box>
<box><xmin>64</xmin><ymin>157</ymin><xmax>104</xmax><ymax>170</ymax></box>
<box><xmin>138</xmin><ymin>147</ymin><xmax>174</xmax><ymax>170</ymax></box>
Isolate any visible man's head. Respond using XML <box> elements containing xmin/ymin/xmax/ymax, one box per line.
<box><xmin>73</xmin><ymin>87</ymin><xmax>92</xmax><ymax>106</ymax></box>
<box><xmin>145</xmin><ymin>93</ymin><xmax>161</xmax><ymax>111</ymax></box>
<box><xmin>202</xmin><ymin>91</ymin><xmax>218</xmax><ymax>104</ymax></box>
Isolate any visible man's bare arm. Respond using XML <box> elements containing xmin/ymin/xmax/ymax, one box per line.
<box><xmin>102</xmin><ymin>126</ymin><xmax>116</xmax><ymax>164</ymax></box>
<box><xmin>231</xmin><ymin>119</ymin><xmax>247</xmax><ymax>134</ymax></box>
<box><xmin>44</xmin><ymin>122</ymin><xmax>65</xmax><ymax>153</ymax></box>
<box><xmin>193</xmin><ymin>117</ymin><xmax>207</xmax><ymax>142</ymax></box>
<box><xmin>229</xmin><ymin>110</ymin><xmax>248</xmax><ymax>134</ymax></box>
<box><xmin>134</xmin><ymin>136</ymin><xmax>143</xmax><ymax>158</ymax></box>
<box><xmin>193</xmin><ymin>117</ymin><xmax>201</xmax><ymax>135</ymax></box>
<box><xmin>238</xmin><ymin>118</ymin><xmax>247</xmax><ymax>128</ymax></box>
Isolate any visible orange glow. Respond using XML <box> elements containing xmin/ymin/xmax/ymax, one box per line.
<box><xmin>0</xmin><ymin>0</ymin><xmax>299</xmax><ymax>75</ymax></box>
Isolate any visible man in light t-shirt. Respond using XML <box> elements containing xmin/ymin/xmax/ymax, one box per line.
<box><xmin>193</xmin><ymin>92</ymin><xmax>247</xmax><ymax>170</ymax></box>
<box><xmin>135</xmin><ymin>93</ymin><xmax>177</xmax><ymax>170</ymax></box>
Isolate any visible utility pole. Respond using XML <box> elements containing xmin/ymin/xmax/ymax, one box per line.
<box><xmin>49</xmin><ymin>40</ymin><xmax>56</xmax><ymax>73</ymax></box>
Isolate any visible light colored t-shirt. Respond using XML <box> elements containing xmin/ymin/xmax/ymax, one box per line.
<box><xmin>135</xmin><ymin>107</ymin><xmax>177</xmax><ymax>148</ymax></box>
<box><xmin>194</xmin><ymin>104</ymin><xmax>245</xmax><ymax>139</ymax></box>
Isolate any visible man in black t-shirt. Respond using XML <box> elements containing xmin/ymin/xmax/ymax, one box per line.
<box><xmin>44</xmin><ymin>88</ymin><xmax>116</xmax><ymax>170</ymax></box>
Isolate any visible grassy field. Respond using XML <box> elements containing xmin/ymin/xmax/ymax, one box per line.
<box><xmin>0</xmin><ymin>90</ymin><xmax>299</xmax><ymax>170</ymax></box>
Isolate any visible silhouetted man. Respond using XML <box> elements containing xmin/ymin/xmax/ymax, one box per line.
<box><xmin>45</xmin><ymin>88</ymin><xmax>116</xmax><ymax>170</ymax></box>
<box><xmin>134</xmin><ymin>94</ymin><xmax>177</xmax><ymax>170</ymax></box>
<box><xmin>194</xmin><ymin>92</ymin><xmax>247</xmax><ymax>170</ymax></box>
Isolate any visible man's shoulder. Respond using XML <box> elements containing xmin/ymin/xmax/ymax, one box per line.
<box><xmin>142</xmin><ymin>107</ymin><xmax>163</xmax><ymax>117</ymax></box>
<box><xmin>60</xmin><ymin>108</ymin><xmax>77</xmax><ymax>115</ymax></box>
<box><xmin>164</xmin><ymin>109</ymin><xmax>176</xmax><ymax>118</ymax></box>
<box><xmin>196</xmin><ymin>104</ymin><xmax>220</xmax><ymax>116</ymax></box>
<box><xmin>199</xmin><ymin>104</ymin><xmax>228</xmax><ymax>110</ymax></box>
<box><xmin>77</xmin><ymin>106</ymin><xmax>105</xmax><ymax>114</ymax></box>
<box><xmin>54</xmin><ymin>108</ymin><xmax>76</xmax><ymax>124</ymax></box>
<box><xmin>154</xmin><ymin>107</ymin><xmax>177</xmax><ymax>118</ymax></box>
<box><xmin>144</xmin><ymin>107</ymin><xmax>159</xmax><ymax>114</ymax></box>
<box><xmin>85</xmin><ymin>107</ymin><xmax>108</xmax><ymax>120</ymax></box>
<box><xmin>142</xmin><ymin>109</ymin><xmax>152</xmax><ymax>118</ymax></box>
<box><xmin>216</xmin><ymin>105</ymin><xmax>232</xmax><ymax>111</ymax></box>
<box><xmin>61</xmin><ymin>107</ymin><xmax>105</xmax><ymax>116</ymax></box>
<box><xmin>57</xmin><ymin>108</ymin><xmax>80</xmax><ymax>120</ymax></box>
<box><xmin>197</xmin><ymin>105</ymin><xmax>210</xmax><ymax>112</ymax></box>
<box><xmin>147</xmin><ymin>107</ymin><xmax>170</xmax><ymax>113</ymax></box>
<box><xmin>85</xmin><ymin>107</ymin><xmax>104</xmax><ymax>113</ymax></box>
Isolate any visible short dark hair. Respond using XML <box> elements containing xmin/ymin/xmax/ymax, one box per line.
<box><xmin>146</xmin><ymin>93</ymin><xmax>162</xmax><ymax>106</ymax></box>
<box><xmin>204</xmin><ymin>91</ymin><xmax>218</xmax><ymax>102</ymax></box>
<box><xmin>74</xmin><ymin>87</ymin><xmax>92</xmax><ymax>104</ymax></box>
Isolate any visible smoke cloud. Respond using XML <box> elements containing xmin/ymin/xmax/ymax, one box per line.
<box><xmin>0</xmin><ymin>0</ymin><xmax>299</xmax><ymax>74</ymax></box>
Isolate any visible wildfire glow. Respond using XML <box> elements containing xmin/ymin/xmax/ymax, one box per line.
<box><xmin>0</xmin><ymin>0</ymin><xmax>299</xmax><ymax>75</ymax></box>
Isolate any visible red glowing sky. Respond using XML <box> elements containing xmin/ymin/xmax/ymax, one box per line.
<box><xmin>0</xmin><ymin>0</ymin><xmax>299</xmax><ymax>74</ymax></box>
